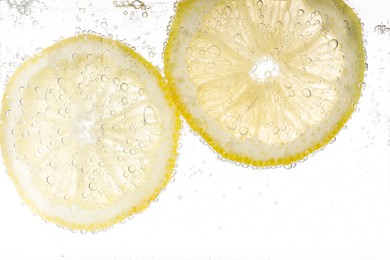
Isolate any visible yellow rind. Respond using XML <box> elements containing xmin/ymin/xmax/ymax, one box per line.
<box><xmin>1</xmin><ymin>34</ymin><xmax>181</xmax><ymax>231</ymax></box>
<box><xmin>164</xmin><ymin>0</ymin><xmax>365</xmax><ymax>167</ymax></box>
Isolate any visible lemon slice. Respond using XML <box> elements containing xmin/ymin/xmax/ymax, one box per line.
<box><xmin>165</xmin><ymin>0</ymin><xmax>365</xmax><ymax>167</ymax></box>
<box><xmin>1</xmin><ymin>34</ymin><xmax>180</xmax><ymax>231</ymax></box>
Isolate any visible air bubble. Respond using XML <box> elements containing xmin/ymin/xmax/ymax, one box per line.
<box><xmin>133</xmin><ymin>0</ymin><xmax>143</xmax><ymax>9</ymax></box>
<box><xmin>297</xmin><ymin>9</ymin><xmax>305</xmax><ymax>16</ymax></box>
<box><xmin>89</xmin><ymin>183</ymin><xmax>97</xmax><ymax>191</ymax></box>
<box><xmin>143</xmin><ymin>106</ymin><xmax>157</xmax><ymax>124</ymax></box>
<box><xmin>223</xmin><ymin>6</ymin><xmax>232</xmax><ymax>17</ymax></box>
<box><xmin>233</xmin><ymin>33</ymin><xmax>242</xmax><ymax>42</ymax></box>
<box><xmin>46</xmin><ymin>176</ymin><xmax>55</xmax><ymax>185</ymax></box>
<box><xmin>256</xmin><ymin>0</ymin><xmax>263</xmax><ymax>9</ymax></box>
<box><xmin>24</xmin><ymin>8</ymin><xmax>32</xmax><ymax>15</ymax></box>
<box><xmin>328</xmin><ymin>39</ymin><xmax>338</xmax><ymax>49</ymax></box>
<box><xmin>113</xmin><ymin>77</ymin><xmax>120</xmax><ymax>86</ymax></box>
<box><xmin>142</xmin><ymin>12</ymin><xmax>148</xmax><ymax>18</ymax></box>
<box><xmin>57</xmin><ymin>77</ymin><xmax>64</xmax><ymax>85</ymax></box>
<box><xmin>224</xmin><ymin>116</ymin><xmax>238</xmax><ymax>130</ymax></box>
<box><xmin>302</xmin><ymin>88</ymin><xmax>311</xmax><ymax>97</ymax></box>
<box><xmin>204</xmin><ymin>63</ymin><xmax>217</xmax><ymax>73</ymax></box>
<box><xmin>101</xmin><ymin>22</ymin><xmax>107</xmax><ymax>28</ymax></box>
<box><xmin>120</xmin><ymin>83</ymin><xmax>128</xmax><ymax>91</ymax></box>
<box><xmin>121</xmin><ymin>97</ymin><xmax>128</xmax><ymax>105</ymax></box>
<box><xmin>207</xmin><ymin>45</ymin><xmax>221</xmax><ymax>56</ymax></box>
<box><xmin>239</xmin><ymin>126</ymin><xmax>248</xmax><ymax>135</ymax></box>
<box><xmin>128</xmin><ymin>165</ymin><xmax>136</xmax><ymax>173</ymax></box>
<box><xmin>374</xmin><ymin>25</ymin><xmax>386</xmax><ymax>35</ymax></box>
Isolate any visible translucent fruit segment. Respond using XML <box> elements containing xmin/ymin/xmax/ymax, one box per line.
<box><xmin>1</xmin><ymin>34</ymin><xmax>180</xmax><ymax>230</ymax></box>
<box><xmin>165</xmin><ymin>0</ymin><xmax>365</xmax><ymax>166</ymax></box>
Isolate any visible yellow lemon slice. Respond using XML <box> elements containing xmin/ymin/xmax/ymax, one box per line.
<box><xmin>165</xmin><ymin>0</ymin><xmax>365</xmax><ymax>167</ymax></box>
<box><xmin>1</xmin><ymin>34</ymin><xmax>180</xmax><ymax>231</ymax></box>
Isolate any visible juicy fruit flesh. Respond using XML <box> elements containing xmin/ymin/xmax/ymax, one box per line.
<box><xmin>16</xmin><ymin>51</ymin><xmax>160</xmax><ymax>208</ymax></box>
<box><xmin>188</xmin><ymin>0</ymin><xmax>344</xmax><ymax>144</ymax></box>
<box><xmin>1</xmin><ymin>35</ymin><xmax>179</xmax><ymax>230</ymax></box>
<box><xmin>250</xmin><ymin>57</ymin><xmax>280</xmax><ymax>82</ymax></box>
<box><xmin>165</xmin><ymin>0</ymin><xmax>365</xmax><ymax>166</ymax></box>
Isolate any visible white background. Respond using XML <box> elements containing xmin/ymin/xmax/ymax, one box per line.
<box><xmin>0</xmin><ymin>0</ymin><xmax>389</xmax><ymax>259</ymax></box>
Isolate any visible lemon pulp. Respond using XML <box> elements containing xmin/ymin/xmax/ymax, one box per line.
<box><xmin>1</xmin><ymin>34</ymin><xmax>180</xmax><ymax>231</ymax></box>
<box><xmin>165</xmin><ymin>0</ymin><xmax>365</xmax><ymax>166</ymax></box>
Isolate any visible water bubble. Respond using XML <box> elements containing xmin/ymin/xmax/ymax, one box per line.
<box><xmin>186</xmin><ymin>47</ymin><xmax>192</xmax><ymax>54</ymax></box>
<box><xmin>374</xmin><ymin>25</ymin><xmax>386</xmax><ymax>35</ymax></box>
<box><xmin>101</xmin><ymin>74</ymin><xmax>108</xmax><ymax>82</ymax></box>
<box><xmin>207</xmin><ymin>45</ymin><xmax>221</xmax><ymax>56</ymax></box>
<box><xmin>239</xmin><ymin>126</ymin><xmax>249</xmax><ymax>135</ymax></box>
<box><xmin>223</xmin><ymin>6</ymin><xmax>232</xmax><ymax>17</ymax></box>
<box><xmin>233</xmin><ymin>33</ymin><xmax>242</xmax><ymax>42</ymax></box>
<box><xmin>256</xmin><ymin>0</ymin><xmax>263</xmax><ymax>9</ymax></box>
<box><xmin>24</xmin><ymin>8</ymin><xmax>32</xmax><ymax>15</ymax></box>
<box><xmin>224</xmin><ymin>116</ymin><xmax>238</xmax><ymax>130</ymax></box>
<box><xmin>142</xmin><ymin>12</ymin><xmax>148</xmax><ymax>18</ymax></box>
<box><xmin>89</xmin><ymin>183</ymin><xmax>97</xmax><ymax>191</ymax></box>
<box><xmin>302</xmin><ymin>88</ymin><xmax>312</xmax><ymax>97</ymax></box>
<box><xmin>128</xmin><ymin>165</ymin><xmax>136</xmax><ymax>173</ymax></box>
<box><xmin>57</xmin><ymin>78</ymin><xmax>64</xmax><ymax>85</ymax></box>
<box><xmin>120</xmin><ymin>83</ymin><xmax>128</xmax><ymax>91</ymax></box>
<box><xmin>113</xmin><ymin>77</ymin><xmax>120</xmax><ymax>86</ymax></box>
<box><xmin>121</xmin><ymin>97</ymin><xmax>128</xmax><ymax>105</ymax></box>
<box><xmin>133</xmin><ymin>0</ymin><xmax>143</xmax><ymax>9</ymax></box>
<box><xmin>82</xmin><ymin>192</ymin><xmax>88</xmax><ymax>199</ymax></box>
<box><xmin>143</xmin><ymin>106</ymin><xmax>157</xmax><ymax>124</ymax></box>
<box><xmin>328</xmin><ymin>39</ymin><xmax>338</xmax><ymax>49</ymax></box>
<box><xmin>283</xmin><ymin>163</ymin><xmax>296</xmax><ymax>169</ymax></box>
<box><xmin>79</xmin><ymin>8</ymin><xmax>86</xmax><ymax>13</ymax></box>
<box><xmin>204</xmin><ymin>62</ymin><xmax>217</xmax><ymax>73</ymax></box>
<box><xmin>46</xmin><ymin>176</ymin><xmax>55</xmax><ymax>185</ymax></box>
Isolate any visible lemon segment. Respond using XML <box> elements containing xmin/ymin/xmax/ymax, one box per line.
<box><xmin>165</xmin><ymin>0</ymin><xmax>364</xmax><ymax>166</ymax></box>
<box><xmin>1</xmin><ymin>35</ymin><xmax>180</xmax><ymax>231</ymax></box>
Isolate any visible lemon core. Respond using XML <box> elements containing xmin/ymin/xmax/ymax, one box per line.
<box><xmin>250</xmin><ymin>57</ymin><xmax>280</xmax><ymax>83</ymax></box>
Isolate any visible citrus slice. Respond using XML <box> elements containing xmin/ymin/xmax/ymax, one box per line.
<box><xmin>1</xmin><ymin>34</ymin><xmax>180</xmax><ymax>231</ymax></box>
<box><xmin>165</xmin><ymin>0</ymin><xmax>365</xmax><ymax>166</ymax></box>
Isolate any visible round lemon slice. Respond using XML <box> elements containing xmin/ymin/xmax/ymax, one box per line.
<box><xmin>165</xmin><ymin>0</ymin><xmax>365</xmax><ymax>167</ymax></box>
<box><xmin>1</xmin><ymin>34</ymin><xmax>180</xmax><ymax>231</ymax></box>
